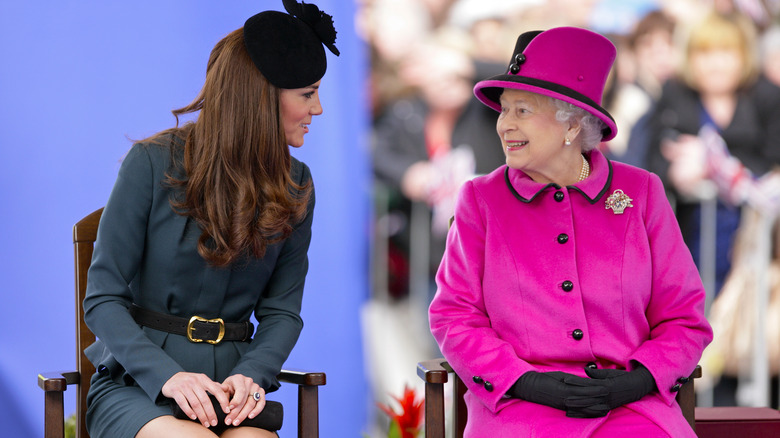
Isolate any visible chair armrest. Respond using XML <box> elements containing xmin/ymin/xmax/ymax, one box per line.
<box><xmin>278</xmin><ymin>369</ymin><xmax>326</xmax><ymax>387</ymax></box>
<box><xmin>676</xmin><ymin>365</ymin><xmax>702</xmax><ymax>432</ymax></box>
<box><xmin>278</xmin><ymin>369</ymin><xmax>325</xmax><ymax>438</ymax></box>
<box><xmin>417</xmin><ymin>359</ymin><xmax>453</xmax><ymax>438</ymax></box>
<box><xmin>417</xmin><ymin>358</ymin><xmax>450</xmax><ymax>384</ymax></box>
<box><xmin>38</xmin><ymin>371</ymin><xmax>80</xmax><ymax>438</ymax></box>
<box><xmin>38</xmin><ymin>371</ymin><xmax>80</xmax><ymax>392</ymax></box>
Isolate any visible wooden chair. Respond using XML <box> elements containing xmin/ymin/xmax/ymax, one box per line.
<box><xmin>38</xmin><ymin>208</ymin><xmax>326</xmax><ymax>438</ymax></box>
<box><xmin>417</xmin><ymin>358</ymin><xmax>702</xmax><ymax>438</ymax></box>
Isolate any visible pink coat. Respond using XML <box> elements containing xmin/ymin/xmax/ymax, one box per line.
<box><xmin>429</xmin><ymin>149</ymin><xmax>713</xmax><ymax>437</ymax></box>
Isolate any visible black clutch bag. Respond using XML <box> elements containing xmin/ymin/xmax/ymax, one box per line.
<box><xmin>170</xmin><ymin>394</ymin><xmax>283</xmax><ymax>432</ymax></box>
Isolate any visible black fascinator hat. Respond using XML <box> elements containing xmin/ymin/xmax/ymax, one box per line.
<box><xmin>244</xmin><ymin>0</ymin><xmax>339</xmax><ymax>89</ymax></box>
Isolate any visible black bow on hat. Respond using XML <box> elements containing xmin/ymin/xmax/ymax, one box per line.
<box><xmin>244</xmin><ymin>0</ymin><xmax>339</xmax><ymax>89</ymax></box>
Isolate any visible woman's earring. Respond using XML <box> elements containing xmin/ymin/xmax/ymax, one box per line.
<box><xmin>565</xmin><ymin>138</ymin><xmax>571</xmax><ymax>146</ymax></box>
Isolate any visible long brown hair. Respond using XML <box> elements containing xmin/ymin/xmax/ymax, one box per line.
<box><xmin>145</xmin><ymin>28</ymin><xmax>312</xmax><ymax>266</ymax></box>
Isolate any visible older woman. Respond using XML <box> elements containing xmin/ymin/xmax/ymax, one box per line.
<box><xmin>428</xmin><ymin>27</ymin><xmax>712</xmax><ymax>437</ymax></box>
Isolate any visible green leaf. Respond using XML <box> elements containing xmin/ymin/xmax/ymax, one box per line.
<box><xmin>65</xmin><ymin>413</ymin><xmax>76</xmax><ymax>438</ymax></box>
<box><xmin>388</xmin><ymin>419</ymin><xmax>402</xmax><ymax>438</ymax></box>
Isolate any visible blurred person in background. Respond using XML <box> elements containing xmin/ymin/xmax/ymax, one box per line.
<box><xmin>643</xmin><ymin>10</ymin><xmax>780</xmax><ymax>404</ymax></box>
<box><xmin>601</xmin><ymin>32</ymin><xmax>652</xmax><ymax>166</ymax></box>
<box><xmin>606</xmin><ymin>9</ymin><xmax>678</xmax><ymax>167</ymax></box>
<box><xmin>446</xmin><ymin>0</ymin><xmax>533</xmax><ymax>67</ymax></box>
<box><xmin>760</xmin><ymin>23</ymin><xmax>780</xmax><ymax>88</ymax></box>
<box><xmin>372</xmin><ymin>28</ymin><xmax>506</xmax><ymax>299</ymax></box>
<box><xmin>629</xmin><ymin>9</ymin><xmax>678</xmax><ymax>104</ymax></box>
<box><xmin>644</xmin><ymin>10</ymin><xmax>780</xmax><ymax>299</ymax></box>
<box><xmin>357</xmin><ymin>0</ymin><xmax>459</xmax><ymax>117</ymax></box>
<box><xmin>519</xmin><ymin>0</ymin><xmax>599</xmax><ymax>29</ymax></box>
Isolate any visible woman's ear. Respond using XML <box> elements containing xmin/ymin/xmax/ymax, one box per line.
<box><xmin>566</xmin><ymin>119</ymin><xmax>582</xmax><ymax>144</ymax></box>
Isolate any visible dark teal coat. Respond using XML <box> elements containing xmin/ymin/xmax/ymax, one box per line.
<box><xmin>83</xmin><ymin>138</ymin><xmax>314</xmax><ymax>405</ymax></box>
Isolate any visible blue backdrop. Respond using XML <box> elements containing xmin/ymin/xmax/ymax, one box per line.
<box><xmin>0</xmin><ymin>1</ymin><xmax>370</xmax><ymax>436</ymax></box>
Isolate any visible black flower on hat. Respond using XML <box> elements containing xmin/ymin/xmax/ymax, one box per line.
<box><xmin>244</xmin><ymin>0</ymin><xmax>339</xmax><ymax>89</ymax></box>
<box><xmin>283</xmin><ymin>0</ymin><xmax>339</xmax><ymax>56</ymax></box>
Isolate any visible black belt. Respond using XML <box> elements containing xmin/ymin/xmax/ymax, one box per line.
<box><xmin>130</xmin><ymin>305</ymin><xmax>254</xmax><ymax>344</ymax></box>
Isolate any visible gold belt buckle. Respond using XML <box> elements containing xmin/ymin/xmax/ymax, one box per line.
<box><xmin>187</xmin><ymin>315</ymin><xmax>225</xmax><ymax>344</ymax></box>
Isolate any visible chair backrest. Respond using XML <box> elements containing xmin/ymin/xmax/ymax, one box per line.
<box><xmin>73</xmin><ymin>207</ymin><xmax>103</xmax><ymax>438</ymax></box>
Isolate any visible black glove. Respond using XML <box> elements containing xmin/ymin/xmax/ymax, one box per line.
<box><xmin>583</xmin><ymin>364</ymin><xmax>657</xmax><ymax>410</ymax></box>
<box><xmin>509</xmin><ymin>371</ymin><xmax>609</xmax><ymax>418</ymax></box>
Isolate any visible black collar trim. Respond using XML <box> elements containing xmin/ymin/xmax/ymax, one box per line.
<box><xmin>504</xmin><ymin>159</ymin><xmax>613</xmax><ymax>205</ymax></box>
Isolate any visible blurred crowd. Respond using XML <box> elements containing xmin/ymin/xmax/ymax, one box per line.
<box><xmin>358</xmin><ymin>0</ymin><xmax>780</xmax><ymax>418</ymax></box>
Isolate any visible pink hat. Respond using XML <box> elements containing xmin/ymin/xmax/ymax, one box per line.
<box><xmin>474</xmin><ymin>27</ymin><xmax>617</xmax><ymax>141</ymax></box>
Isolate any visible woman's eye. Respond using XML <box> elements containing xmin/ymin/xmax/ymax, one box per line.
<box><xmin>303</xmin><ymin>92</ymin><xmax>314</xmax><ymax>99</ymax></box>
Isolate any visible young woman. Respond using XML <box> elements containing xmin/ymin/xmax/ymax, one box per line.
<box><xmin>82</xmin><ymin>2</ymin><xmax>339</xmax><ymax>437</ymax></box>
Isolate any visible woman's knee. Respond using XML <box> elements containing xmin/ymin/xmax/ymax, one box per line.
<box><xmin>136</xmin><ymin>415</ymin><xmax>219</xmax><ymax>438</ymax></box>
<box><xmin>220</xmin><ymin>426</ymin><xmax>278</xmax><ymax>438</ymax></box>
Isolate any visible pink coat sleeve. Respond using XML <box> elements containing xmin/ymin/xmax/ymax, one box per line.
<box><xmin>629</xmin><ymin>173</ymin><xmax>713</xmax><ymax>405</ymax></box>
<box><xmin>429</xmin><ymin>180</ymin><xmax>531</xmax><ymax>413</ymax></box>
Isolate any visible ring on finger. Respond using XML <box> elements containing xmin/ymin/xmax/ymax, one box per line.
<box><xmin>251</xmin><ymin>392</ymin><xmax>262</xmax><ymax>402</ymax></box>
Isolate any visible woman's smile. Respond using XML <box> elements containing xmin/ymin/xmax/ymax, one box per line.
<box><xmin>505</xmin><ymin>140</ymin><xmax>528</xmax><ymax>152</ymax></box>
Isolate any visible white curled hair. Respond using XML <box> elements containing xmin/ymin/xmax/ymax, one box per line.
<box><xmin>549</xmin><ymin>98</ymin><xmax>606</xmax><ymax>152</ymax></box>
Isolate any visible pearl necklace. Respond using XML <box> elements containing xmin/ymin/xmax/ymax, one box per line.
<box><xmin>578</xmin><ymin>154</ymin><xmax>590</xmax><ymax>181</ymax></box>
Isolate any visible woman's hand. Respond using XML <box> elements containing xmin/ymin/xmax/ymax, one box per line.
<box><xmin>509</xmin><ymin>371</ymin><xmax>609</xmax><ymax>418</ymax></box>
<box><xmin>222</xmin><ymin>374</ymin><xmax>266</xmax><ymax>426</ymax></box>
<box><xmin>401</xmin><ymin>161</ymin><xmax>434</xmax><ymax>202</ymax></box>
<box><xmin>582</xmin><ymin>364</ymin><xmax>657</xmax><ymax>410</ymax></box>
<box><xmin>662</xmin><ymin>134</ymin><xmax>710</xmax><ymax>198</ymax></box>
<box><xmin>161</xmin><ymin>372</ymin><xmax>230</xmax><ymax>428</ymax></box>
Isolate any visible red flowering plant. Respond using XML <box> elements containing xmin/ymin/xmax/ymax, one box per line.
<box><xmin>377</xmin><ymin>385</ymin><xmax>424</xmax><ymax>438</ymax></box>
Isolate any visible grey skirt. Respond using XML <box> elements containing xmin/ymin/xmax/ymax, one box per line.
<box><xmin>85</xmin><ymin>371</ymin><xmax>172</xmax><ymax>438</ymax></box>
<box><xmin>85</xmin><ymin>371</ymin><xmax>282</xmax><ymax>437</ymax></box>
